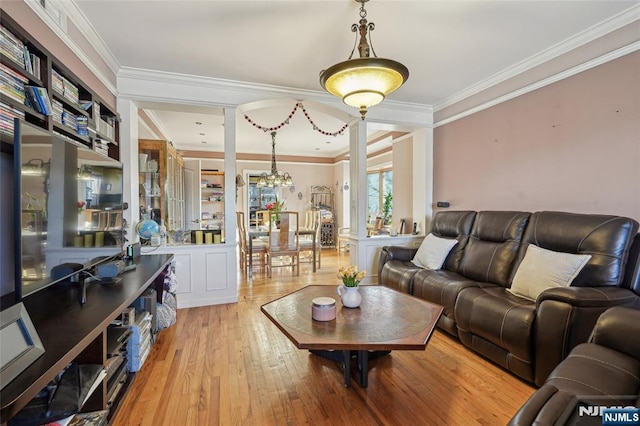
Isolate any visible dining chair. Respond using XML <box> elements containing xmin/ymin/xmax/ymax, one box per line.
<box><xmin>237</xmin><ymin>211</ymin><xmax>266</xmax><ymax>275</ymax></box>
<box><xmin>300</xmin><ymin>210</ymin><xmax>322</xmax><ymax>269</ymax></box>
<box><xmin>255</xmin><ymin>210</ymin><xmax>270</xmax><ymax>227</ymax></box>
<box><xmin>303</xmin><ymin>210</ymin><xmax>315</xmax><ymax>230</ymax></box>
<box><xmin>266</xmin><ymin>211</ymin><xmax>300</xmax><ymax>277</ymax></box>
<box><xmin>337</xmin><ymin>227</ymin><xmax>350</xmax><ymax>252</ymax></box>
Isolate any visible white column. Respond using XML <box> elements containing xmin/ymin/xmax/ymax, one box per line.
<box><xmin>349</xmin><ymin>118</ymin><xmax>368</xmax><ymax>266</ymax></box>
<box><xmin>223</xmin><ymin>107</ymin><xmax>236</xmax><ymax>246</ymax></box>
<box><xmin>412</xmin><ymin>127</ymin><xmax>433</xmax><ymax>234</ymax></box>
<box><xmin>116</xmin><ymin>99</ymin><xmax>139</xmax><ymax>245</ymax></box>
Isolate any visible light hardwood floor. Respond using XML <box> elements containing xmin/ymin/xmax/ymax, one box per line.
<box><xmin>113</xmin><ymin>249</ymin><xmax>534</xmax><ymax>425</ymax></box>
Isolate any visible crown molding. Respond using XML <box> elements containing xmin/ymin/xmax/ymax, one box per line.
<box><xmin>435</xmin><ymin>4</ymin><xmax>640</xmax><ymax>112</ymax></box>
<box><xmin>434</xmin><ymin>41</ymin><xmax>640</xmax><ymax>128</ymax></box>
<box><xmin>117</xmin><ymin>67</ymin><xmax>432</xmax><ymax>118</ymax></box>
<box><xmin>137</xmin><ymin>115</ymin><xmax>160</xmax><ymax>140</ymax></box>
<box><xmin>142</xmin><ymin>109</ymin><xmax>173</xmax><ymax>142</ymax></box>
<box><xmin>24</xmin><ymin>0</ymin><xmax>118</xmax><ymax>96</ymax></box>
<box><xmin>56</xmin><ymin>0</ymin><xmax>121</xmax><ymax>75</ymax></box>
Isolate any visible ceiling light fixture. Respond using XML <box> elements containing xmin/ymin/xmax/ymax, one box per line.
<box><xmin>257</xmin><ymin>132</ymin><xmax>294</xmax><ymax>188</ymax></box>
<box><xmin>319</xmin><ymin>0</ymin><xmax>409</xmax><ymax>119</ymax></box>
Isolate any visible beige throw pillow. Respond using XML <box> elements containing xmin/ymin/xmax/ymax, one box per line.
<box><xmin>411</xmin><ymin>233</ymin><xmax>458</xmax><ymax>270</ymax></box>
<box><xmin>509</xmin><ymin>244</ymin><xmax>591</xmax><ymax>301</ymax></box>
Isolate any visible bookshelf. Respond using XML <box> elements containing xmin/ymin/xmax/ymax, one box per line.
<box><xmin>0</xmin><ymin>254</ymin><xmax>174</xmax><ymax>424</ymax></box>
<box><xmin>0</xmin><ymin>11</ymin><xmax>120</xmax><ymax>160</ymax></box>
<box><xmin>200</xmin><ymin>170</ymin><xmax>225</xmax><ymax>232</ymax></box>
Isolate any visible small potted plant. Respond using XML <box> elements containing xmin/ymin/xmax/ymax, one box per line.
<box><xmin>336</xmin><ymin>266</ymin><xmax>366</xmax><ymax>308</ymax></box>
<box><xmin>382</xmin><ymin>193</ymin><xmax>393</xmax><ymax>226</ymax></box>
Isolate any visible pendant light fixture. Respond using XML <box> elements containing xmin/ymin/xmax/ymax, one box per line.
<box><xmin>257</xmin><ymin>131</ymin><xmax>294</xmax><ymax>188</ymax></box>
<box><xmin>319</xmin><ymin>0</ymin><xmax>409</xmax><ymax>119</ymax></box>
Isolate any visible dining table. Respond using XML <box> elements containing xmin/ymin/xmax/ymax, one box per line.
<box><xmin>248</xmin><ymin>226</ymin><xmax>317</xmax><ymax>277</ymax></box>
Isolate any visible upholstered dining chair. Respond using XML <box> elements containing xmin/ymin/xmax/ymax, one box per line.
<box><xmin>266</xmin><ymin>211</ymin><xmax>300</xmax><ymax>277</ymax></box>
<box><xmin>300</xmin><ymin>210</ymin><xmax>322</xmax><ymax>269</ymax></box>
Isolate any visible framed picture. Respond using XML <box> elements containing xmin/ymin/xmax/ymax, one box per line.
<box><xmin>0</xmin><ymin>302</ymin><xmax>45</xmax><ymax>389</ymax></box>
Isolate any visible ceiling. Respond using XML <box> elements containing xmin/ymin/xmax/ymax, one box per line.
<box><xmin>69</xmin><ymin>0</ymin><xmax>638</xmax><ymax>157</ymax></box>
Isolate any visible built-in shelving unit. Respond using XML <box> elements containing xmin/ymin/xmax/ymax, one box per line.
<box><xmin>0</xmin><ymin>254</ymin><xmax>174</xmax><ymax>424</ymax></box>
<box><xmin>0</xmin><ymin>11</ymin><xmax>120</xmax><ymax>160</ymax></box>
<box><xmin>200</xmin><ymin>170</ymin><xmax>224</xmax><ymax>231</ymax></box>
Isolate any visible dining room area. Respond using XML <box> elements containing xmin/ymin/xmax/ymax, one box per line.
<box><xmin>237</xmin><ymin>205</ymin><xmax>323</xmax><ymax>279</ymax></box>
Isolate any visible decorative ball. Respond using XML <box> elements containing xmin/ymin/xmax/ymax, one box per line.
<box><xmin>136</xmin><ymin>219</ymin><xmax>159</xmax><ymax>240</ymax></box>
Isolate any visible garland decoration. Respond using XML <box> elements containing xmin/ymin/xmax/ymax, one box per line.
<box><xmin>243</xmin><ymin>102</ymin><xmax>349</xmax><ymax>137</ymax></box>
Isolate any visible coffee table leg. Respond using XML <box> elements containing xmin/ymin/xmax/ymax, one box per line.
<box><xmin>357</xmin><ymin>350</ymin><xmax>368</xmax><ymax>387</ymax></box>
<box><xmin>308</xmin><ymin>350</ymin><xmax>391</xmax><ymax>388</ymax></box>
<box><xmin>343</xmin><ymin>350</ymin><xmax>351</xmax><ymax>388</ymax></box>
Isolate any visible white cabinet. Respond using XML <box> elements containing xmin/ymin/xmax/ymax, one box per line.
<box><xmin>349</xmin><ymin>235</ymin><xmax>424</xmax><ymax>285</ymax></box>
<box><xmin>142</xmin><ymin>244</ymin><xmax>237</xmax><ymax>308</ymax></box>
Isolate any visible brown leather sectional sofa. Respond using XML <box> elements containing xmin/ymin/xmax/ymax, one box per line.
<box><xmin>509</xmin><ymin>306</ymin><xmax>640</xmax><ymax>425</ymax></box>
<box><xmin>378</xmin><ymin>210</ymin><xmax>640</xmax><ymax>386</ymax></box>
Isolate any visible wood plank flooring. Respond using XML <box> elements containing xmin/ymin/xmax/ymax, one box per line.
<box><xmin>113</xmin><ymin>249</ymin><xmax>534</xmax><ymax>425</ymax></box>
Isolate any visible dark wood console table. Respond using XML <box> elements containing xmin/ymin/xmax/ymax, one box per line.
<box><xmin>1</xmin><ymin>254</ymin><xmax>174</xmax><ymax>423</ymax></box>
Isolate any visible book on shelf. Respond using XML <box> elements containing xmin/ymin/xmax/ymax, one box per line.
<box><xmin>24</xmin><ymin>85</ymin><xmax>52</xmax><ymax>116</ymax></box>
<box><xmin>0</xmin><ymin>24</ymin><xmax>26</xmax><ymax>69</ymax></box>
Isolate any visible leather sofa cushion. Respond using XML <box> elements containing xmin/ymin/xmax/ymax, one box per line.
<box><xmin>430</xmin><ymin>210</ymin><xmax>476</xmax><ymax>272</ymax></box>
<box><xmin>459</xmin><ymin>211</ymin><xmax>530</xmax><ymax>286</ymax></box>
<box><xmin>513</xmin><ymin>211</ymin><xmax>639</xmax><ymax>288</ymax></box>
<box><xmin>412</xmin><ymin>269</ymin><xmax>483</xmax><ymax>320</ymax></box>
<box><xmin>546</xmin><ymin>343</ymin><xmax>640</xmax><ymax>406</ymax></box>
<box><xmin>455</xmin><ymin>286</ymin><xmax>536</xmax><ymax>362</ymax></box>
<box><xmin>379</xmin><ymin>260</ymin><xmax>421</xmax><ymax>294</ymax></box>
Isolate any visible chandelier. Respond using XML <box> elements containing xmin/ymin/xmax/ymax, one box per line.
<box><xmin>319</xmin><ymin>0</ymin><xmax>409</xmax><ymax>119</ymax></box>
<box><xmin>257</xmin><ymin>131</ymin><xmax>294</xmax><ymax>187</ymax></box>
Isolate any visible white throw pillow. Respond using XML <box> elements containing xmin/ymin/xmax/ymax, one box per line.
<box><xmin>509</xmin><ymin>244</ymin><xmax>591</xmax><ymax>300</ymax></box>
<box><xmin>411</xmin><ymin>233</ymin><xmax>458</xmax><ymax>270</ymax></box>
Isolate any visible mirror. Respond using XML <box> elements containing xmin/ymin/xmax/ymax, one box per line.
<box><xmin>17</xmin><ymin>124</ymin><xmax>124</xmax><ymax>298</ymax></box>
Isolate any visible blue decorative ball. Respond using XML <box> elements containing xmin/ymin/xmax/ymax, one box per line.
<box><xmin>136</xmin><ymin>219</ymin><xmax>159</xmax><ymax>240</ymax></box>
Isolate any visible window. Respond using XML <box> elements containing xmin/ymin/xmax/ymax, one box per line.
<box><xmin>367</xmin><ymin>169</ymin><xmax>392</xmax><ymax>221</ymax></box>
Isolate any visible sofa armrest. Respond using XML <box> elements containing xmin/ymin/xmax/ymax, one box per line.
<box><xmin>533</xmin><ymin>286</ymin><xmax>639</xmax><ymax>386</ymax></box>
<box><xmin>537</xmin><ymin>286</ymin><xmax>639</xmax><ymax>308</ymax></box>
<box><xmin>378</xmin><ymin>246</ymin><xmax>418</xmax><ymax>279</ymax></box>
<box><xmin>508</xmin><ymin>384</ymin><xmax>577</xmax><ymax>426</ymax></box>
<box><xmin>590</xmin><ymin>306</ymin><xmax>640</xmax><ymax>360</ymax></box>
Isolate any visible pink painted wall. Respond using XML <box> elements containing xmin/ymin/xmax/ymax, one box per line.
<box><xmin>433</xmin><ymin>51</ymin><xmax>640</xmax><ymax>222</ymax></box>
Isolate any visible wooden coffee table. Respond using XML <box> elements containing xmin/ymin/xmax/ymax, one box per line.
<box><xmin>261</xmin><ymin>285</ymin><xmax>443</xmax><ymax>387</ymax></box>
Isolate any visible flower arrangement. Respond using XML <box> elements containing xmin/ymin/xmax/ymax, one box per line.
<box><xmin>337</xmin><ymin>265</ymin><xmax>366</xmax><ymax>287</ymax></box>
<box><xmin>77</xmin><ymin>200</ymin><xmax>86</xmax><ymax>213</ymax></box>
<box><xmin>266</xmin><ymin>196</ymin><xmax>285</xmax><ymax>221</ymax></box>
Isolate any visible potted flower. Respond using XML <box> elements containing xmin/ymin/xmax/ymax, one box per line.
<box><xmin>265</xmin><ymin>196</ymin><xmax>285</xmax><ymax>223</ymax></box>
<box><xmin>336</xmin><ymin>266</ymin><xmax>366</xmax><ymax>308</ymax></box>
